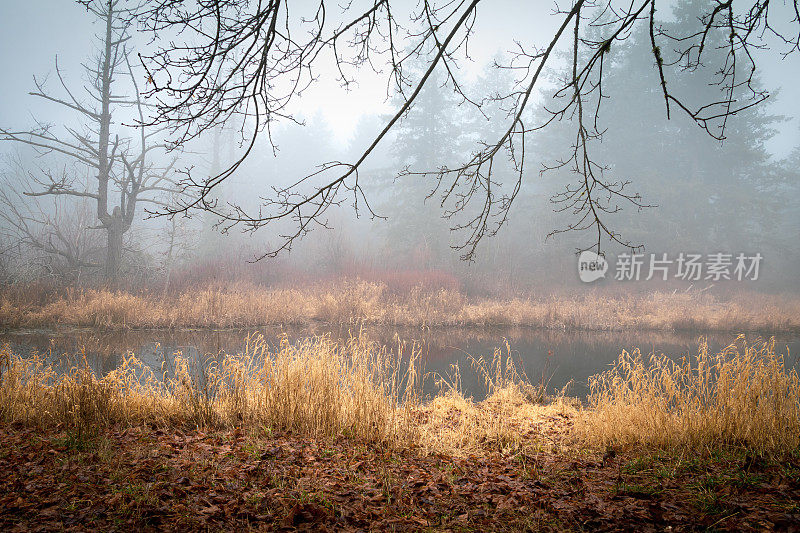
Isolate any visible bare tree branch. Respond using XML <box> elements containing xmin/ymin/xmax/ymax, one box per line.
<box><xmin>131</xmin><ymin>0</ymin><xmax>799</xmax><ymax>258</ymax></box>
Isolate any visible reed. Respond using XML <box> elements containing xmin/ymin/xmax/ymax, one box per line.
<box><xmin>0</xmin><ymin>334</ymin><xmax>422</xmax><ymax>445</ymax></box>
<box><xmin>0</xmin><ymin>333</ymin><xmax>576</xmax><ymax>455</ymax></box>
<box><xmin>581</xmin><ymin>335</ymin><xmax>800</xmax><ymax>454</ymax></box>
<box><xmin>1</xmin><ymin>281</ymin><xmax>798</xmax><ymax>332</ymax></box>
<box><xmin>2</xmin><ymin>334</ymin><xmax>797</xmax><ymax>456</ymax></box>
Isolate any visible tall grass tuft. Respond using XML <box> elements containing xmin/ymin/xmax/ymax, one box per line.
<box><xmin>0</xmin><ymin>334</ymin><xmax>422</xmax><ymax>446</ymax></box>
<box><xmin>413</xmin><ymin>342</ymin><xmax>577</xmax><ymax>455</ymax></box>
<box><xmin>582</xmin><ymin>336</ymin><xmax>800</xmax><ymax>455</ymax></box>
<box><xmin>211</xmin><ymin>333</ymin><xmax>422</xmax><ymax>442</ymax></box>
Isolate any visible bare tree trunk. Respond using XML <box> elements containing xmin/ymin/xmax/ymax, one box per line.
<box><xmin>163</xmin><ymin>217</ymin><xmax>177</xmax><ymax>296</ymax></box>
<box><xmin>105</xmin><ymin>229</ymin><xmax>123</xmax><ymax>283</ymax></box>
<box><xmin>104</xmin><ymin>208</ymin><xmax>124</xmax><ymax>283</ymax></box>
<box><xmin>98</xmin><ymin>2</ymin><xmax>115</xmax><ymax>283</ymax></box>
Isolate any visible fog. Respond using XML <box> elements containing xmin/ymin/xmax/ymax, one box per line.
<box><xmin>1</xmin><ymin>0</ymin><xmax>799</xmax><ymax>295</ymax></box>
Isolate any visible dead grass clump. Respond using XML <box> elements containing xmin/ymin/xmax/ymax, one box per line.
<box><xmin>212</xmin><ymin>333</ymin><xmax>421</xmax><ymax>443</ymax></box>
<box><xmin>411</xmin><ymin>342</ymin><xmax>577</xmax><ymax>455</ymax></box>
<box><xmin>390</xmin><ymin>287</ymin><xmax>466</xmax><ymax>326</ymax></box>
<box><xmin>0</xmin><ymin>334</ymin><xmax>422</xmax><ymax>446</ymax></box>
<box><xmin>581</xmin><ymin>335</ymin><xmax>800</xmax><ymax>455</ymax></box>
<box><xmin>0</xmin><ymin>334</ymin><xmax>573</xmax><ymax>454</ymax></box>
<box><xmin>312</xmin><ymin>280</ymin><xmax>386</xmax><ymax>323</ymax></box>
<box><xmin>27</xmin><ymin>290</ymin><xmax>157</xmax><ymax>328</ymax></box>
<box><xmin>0</xmin><ymin>345</ymin><xmax>57</xmax><ymax>425</ymax></box>
<box><xmin>411</xmin><ymin>386</ymin><xmax>577</xmax><ymax>456</ymax></box>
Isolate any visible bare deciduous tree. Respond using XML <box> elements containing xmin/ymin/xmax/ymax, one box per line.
<box><xmin>133</xmin><ymin>0</ymin><xmax>800</xmax><ymax>259</ymax></box>
<box><xmin>0</xmin><ymin>0</ymin><xmax>179</xmax><ymax>281</ymax></box>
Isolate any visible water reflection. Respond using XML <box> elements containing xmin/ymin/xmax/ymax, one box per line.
<box><xmin>1</xmin><ymin>326</ymin><xmax>797</xmax><ymax>399</ymax></box>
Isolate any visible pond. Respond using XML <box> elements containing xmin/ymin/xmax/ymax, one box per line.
<box><xmin>1</xmin><ymin>326</ymin><xmax>797</xmax><ymax>400</ymax></box>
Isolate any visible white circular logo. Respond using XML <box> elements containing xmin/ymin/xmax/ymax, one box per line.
<box><xmin>578</xmin><ymin>251</ymin><xmax>608</xmax><ymax>283</ymax></box>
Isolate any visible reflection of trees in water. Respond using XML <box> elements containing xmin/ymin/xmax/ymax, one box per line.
<box><xmin>1</xmin><ymin>327</ymin><xmax>796</xmax><ymax>400</ymax></box>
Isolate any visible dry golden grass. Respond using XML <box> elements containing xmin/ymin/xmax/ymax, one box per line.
<box><xmin>2</xmin><ymin>332</ymin><xmax>798</xmax><ymax>456</ymax></box>
<box><xmin>410</xmin><ymin>387</ymin><xmax>575</xmax><ymax>455</ymax></box>
<box><xmin>581</xmin><ymin>335</ymin><xmax>800</xmax><ymax>455</ymax></box>
<box><xmin>1</xmin><ymin>281</ymin><xmax>798</xmax><ymax>332</ymax></box>
<box><xmin>413</xmin><ymin>385</ymin><xmax>578</xmax><ymax>456</ymax></box>
<box><xmin>0</xmin><ymin>333</ymin><xmax>576</xmax><ymax>456</ymax></box>
<box><xmin>410</xmin><ymin>342</ymin><xmax>578</xmax><ymax>455</ymax></box>
<box><xmin>0</xmin><ymin>334</ymin><xmax>418</xmax><ymax>445</ymax></box>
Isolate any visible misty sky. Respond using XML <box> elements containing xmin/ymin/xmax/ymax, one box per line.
<box><xmin>0</xmin><ymin>0</ymin><xmax>798</xmax><ymax>292</ymax></box>
<box><xmin>2</xmin><ymin>0</ymin><xmax>797</xmax><ymax>156</ymax></box>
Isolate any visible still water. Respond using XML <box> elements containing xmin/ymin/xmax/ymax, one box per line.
<box><xmin>1</xmin><ymin>326</ymin><xmax>797</xmax><ymax>400</ymax></box>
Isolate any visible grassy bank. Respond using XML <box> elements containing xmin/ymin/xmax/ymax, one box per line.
<box><xmin>1</xmin><ymin>334</ymin><xmax>799</xmax><ymax>530</ymax></box>
<box><xmin>1</xmin><ymin>334</ymin><xmax>797</xmax><ymax>454</ymax></box>
<box><xmin>0</xmin><ymin>334</ymin><xmax>575</xmax><ymax>456</ymax></box>
<box><xmin>2</xmin><ymin>281</ymin><xmax>799</xmax><ymax>332</ymax></box>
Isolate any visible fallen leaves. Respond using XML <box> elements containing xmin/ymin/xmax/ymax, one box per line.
<box><xmin>0</xmin><ymin>423</ymin><xmax>798</xmax><ymax>531</ymax></box>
